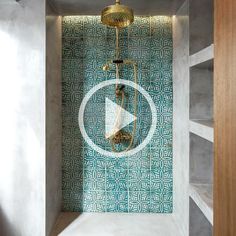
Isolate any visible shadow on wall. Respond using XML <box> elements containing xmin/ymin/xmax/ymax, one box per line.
<box><xmin>0</xmin><ymin>207</ymin><xmax>17</xmax><ymax>236</ymax></box>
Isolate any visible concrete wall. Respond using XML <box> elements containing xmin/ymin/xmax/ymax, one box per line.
<box><xmin>173</xmin><ymin>1</ymin><xmax>189</xmax><ymax>235</ymax></box>
<box><xmin>189</xmin><ymin>0</ymin><xmax>213</xmax><ymax>55</ymax></box>
<box><xmin>189</xmin><ymin>198</ymin><xmax>212</xmax><ymax>236</ymax></box>
<box><xmin>190</xmin><ymin>66</ymin><xmax>213</xmax><ymax>120</ymax></box>
<box><xmin>46</xmin><ymin>3</ymin><xmax>62</xmax><ymax>236</ymax></box>
<box><xmin>190</xmin><ymin>134</ymin><xmax>213</xmax><ymax>184</ymax></box>
<box><xmin>0</xmin><ymin>0</ymin><xmax>46</xmax><ymax>235</ymax></box>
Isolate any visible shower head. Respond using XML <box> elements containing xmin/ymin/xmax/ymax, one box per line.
<box><xmin>101</xmin><ymin>0</ymin><xmax>134</xmax><ymax>28</ymax></box>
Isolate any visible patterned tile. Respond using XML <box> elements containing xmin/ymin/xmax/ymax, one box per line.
<box><xmin>84</xmin><ymin>169</ymin><xmax>106</xmax><ymax>191</ymax></box>
<box><xmin>129</xmin><ymin>16</ymin><xmax>150</xmax><ymax>37</ymax></box>
<box><xmin>62</xmin><ymin>16</ymin><xmax>173</xmax><ymax>213</ymax></box>
<box><xmin>128</xmin><ymin>150</ymin><xmax>150</xmax><ymax>169</ymax></box>
<box><xmin>151</xmin><ymin>16</ymin><xmax>172</xmax><ymax>38</ymax></box>
<box><xmin>62</xmin><ymin>16</ymin><xmax>84</xmax><ymax>38</ymax></box>
<box><xmin>83</xmin><ymin>16</ymin><xmax>106</xmax><ymax>37</ymax></box>
<box><xmin>62</xmin><ymin>59</ymin><xmax>83</xmax><ymax>82</ymax></box>
<box><xmin>129</xmin><ymin>191</ymin><xmax>150</xmax><ymax>213</ymax></box>
<box><xmin>62</xmin><ymin>143</ymin><xmax>83</xmax><ymax>168</ymax></box>
<box><xmin>150</xmin><ymin>168</ymin><xmax>172</xmax><ymax>193</ymax></box>
<box><xmin>106</xmin><ymin>168</ymin><xmax>128</xmax><ymax>191</ymax></box>
<box><xmin>107</xmin><ymin>26</ymin><xmax>128</xmax><ymax>38</ymax></box>
<box><xmin>62</xmin><ymin>38</ymin><xmax>84</xmax><ymax>59</ymax></box>
<box><xmin>129</xmin><ymin>37</ymin><xmax>150</xmax><ymax>60</ymax></box>
<box><xmin>84</xmin><ymin>122</ymin><xmax>104</xmax><ymax>139</ymax></box>
<box><xmin>106</xmin><ymin>36</ymin><xmax>128</xmax><ymax>59</ymax></box>
<box><xmin>62</xmin><ymin>105</ymin><xmax>81</xmax><ymax>128</ymax></box>
<box><xmin>129</xmin><ymin>169</ymin><xmax>150</xmax><ymax>191</ymax></box>
<box><xmin>84</xmin><ymin>155</ymin><xmax>106</xmax><ymax>170</ymax></box>
<box><xmin>62</xmin><ymin>169</ymin><xmax>83</xmax><ymax>191</ymax></box>
<box><xmin>62</xmin><ymin>145</ymin><xmax>83</xmax><ymax>170</ymax></box>
<box><xmin>83</xmin><ymin>191</ymin><xmax>106</xmax><ymax>212</ymax></box>
<box><xmin>150</xmin><ymin>43</ymin><xmax>173</xmax><ymax>60</ymax></box>
<box><xmin>62</xmin><ymin>84</ymin><xmax>84</xmax><ymax>104</ymax></box>
<box><xmin>106</xmin><ymin>191</ymin><xmax>128</xmax><ymax>212</ymax></box>
<box><xmin>83</xmin><ymin>147</ymin><xmax>106</xmax><ymax>168</ymax></box>
<box><xmin>84</xmin><ymin>37</ymin><xmax>106</xmax><ymax>59</ymax></box>
<box><xmin>106</xmin><ymin>157</ymin><xmax>128</xmax><ymax>169</ymax></box>
<box><xmin>63</xmin><ymin>191</ymin><xmax>83</xmax><ymax>212</ymax></box>
<box><xmin>150</xmin><ymin>191</ymin><xmax>173</xmax><ymax>213</ymax></box>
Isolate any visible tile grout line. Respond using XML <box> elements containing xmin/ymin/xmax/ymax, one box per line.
<box><xmin>81</xmin><ymin>17</ymin><xmax>85</xmax><ymax>213</ymax></box>
<box><xmin>104</xmin><ymin>24</ymin><xmax>108</xmax><ymax>213</ymax></box>
<box><xmin>127</xmin><ymin>23</ymin><xmax>130</xmax><ymax>213</ymax></box>
<box><xmin>149</xmin><ymin>16</ymin><xmax>152</xmax><ymax>212</ymax></box>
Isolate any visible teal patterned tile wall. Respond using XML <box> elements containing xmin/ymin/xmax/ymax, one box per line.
<box><xmin>62</xmin><ymin>16</ymin><xmax>173</xmax><ymax>213</ymax></box>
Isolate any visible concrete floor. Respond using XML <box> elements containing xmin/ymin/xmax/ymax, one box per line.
<box><xmin>57</xmin><ymin>213</ymin><xmax>180</xmax><ymax>236</ymax></box>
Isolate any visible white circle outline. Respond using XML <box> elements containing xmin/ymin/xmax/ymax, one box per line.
<box><xmin>78</xmin><ymin>79</ymin><xmax>157</xmax><ymax>157</ymax></box>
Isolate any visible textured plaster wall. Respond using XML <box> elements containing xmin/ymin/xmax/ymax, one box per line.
<box><xmin>189</xmin><ymin>0</ymin><xmax>213</xmax><ymax>55</ymax></box>
<box><xmin>48</xmin><ymin>0</ymin><xmax>185</xmax><ymax>15</ymax></box>
<box><xmin>190</xmin><ymin>134</ymin><xmax>213</xmax><ymax>185</ymax></box>
<box><xmin>173</xmin><ymin>1</ymin><xmax>189</xmax><ymax>235</ymax></box>
<box><xmin>189</xmin><ymin>198</ymin><xmax>212</xmax><ymax>235</ymax></box>
<box><xmin>62</xmin><ymin>16</ymin><xmax>173</xmax><ymax>213</ymax></box>
<box><xmin>46</xmin><ymin>3</ymin><xmax>62</xmax><ymax>236</ymax></box>
<box><xmin>0</xmin><ymin>0</ymin><xmax>46</xmax><ymax>235</ymax></box>
<box><xmin>190</xmin><ymin>67</ymin><xmax>213</xmax><ymax>120</ymax></box>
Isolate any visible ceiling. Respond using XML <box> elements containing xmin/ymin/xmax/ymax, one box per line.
<box><xmin>49</xmin><ymin>0</ymin><xmax>185</xmax><ymax>15</ymax></box>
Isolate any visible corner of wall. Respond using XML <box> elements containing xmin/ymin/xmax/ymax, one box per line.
<box><xmin>46</xmin><ymin>2</ymin><xmax>62</xmax><ymax>235</ymax></box>
<box><xmin>172</xmin><ymin>0</ymin><xmax>190</xmax><ymax>235</ymax></box>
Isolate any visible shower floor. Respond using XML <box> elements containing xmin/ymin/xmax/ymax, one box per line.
<box><xmin>56</xmin><ymin>213</ymin><xmax>180</xmax><ymax>236</ymax></box>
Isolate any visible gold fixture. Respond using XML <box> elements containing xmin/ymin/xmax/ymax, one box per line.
<box><xmin>101</xmin><ymin>0</ymin><xmax>137</xmax><ymax>153</ymax></box>
<box><xmin>101</xmin><ymin>0</ymin><xmax>134</xmax><ymax>28</ymax></box>
<box><xmin>102</xmin><ymin>64</ymin><xmax>110</xmax><ymax>71</ymax></box>
<box><xmin>102</xmin><ymin>60</ymin><xmax>138</xmax><ymax>153</ymax></box>
<box><xmin>110</xmin><ymin>130</ymin><xmax>132</xmax><ymax>144</ymax></box>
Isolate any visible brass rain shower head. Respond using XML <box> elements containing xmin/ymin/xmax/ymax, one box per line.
<box><xmin>101</xmin><ymin>0</ymin><xmax>134</xmax><ymax>28</ymax></box>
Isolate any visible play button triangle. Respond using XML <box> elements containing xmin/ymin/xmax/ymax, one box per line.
<box><xmin>105</xmin><ymin>98</ymin><xmax>137</xmax><ymax>139</ymax></box>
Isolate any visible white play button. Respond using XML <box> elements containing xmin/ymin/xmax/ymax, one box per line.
<box><xmin>105</xmin><ymin>98</ymin><xmax>137</xmax><ymax>139</ymax></box>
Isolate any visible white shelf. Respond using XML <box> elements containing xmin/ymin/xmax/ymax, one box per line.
<box><xmin>189</xmin><ymin>119</ymin><xmax>214</xmax><ymax>142</ymax></box>
<box><xmin>190</xmin><ymin>44</ymin><xmax>214</xmax><ymax>67</ymax></box>
<box><xmin>189</xmin><ymin>183</ymin><xmax>213</xmax><ymax>225</ymax></box>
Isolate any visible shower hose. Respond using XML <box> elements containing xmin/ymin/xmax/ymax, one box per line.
<box><xmin>104</xmin><ymin>27</ymin><xmax>138</xmax><ymax>153</ymax></box>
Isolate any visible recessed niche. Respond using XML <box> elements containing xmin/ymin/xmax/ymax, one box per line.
<box><xmin>190</xmin><ymin>133</ymin><xmax>213</xmax><ymax>185</ymax></box>
<box><xmin>189</xmin><ymin>0</ymin><xmax>214</xmax><ymax>55</ymax></box>
<box><xmin>189</xmin><ymin>198</ymin><xmax>212</xmax><ymax>236</ymax></box>
<box><xmin>190</xmin><ymin>59</ymin><xmax>213</xmax><ymax>121</ymax></box>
